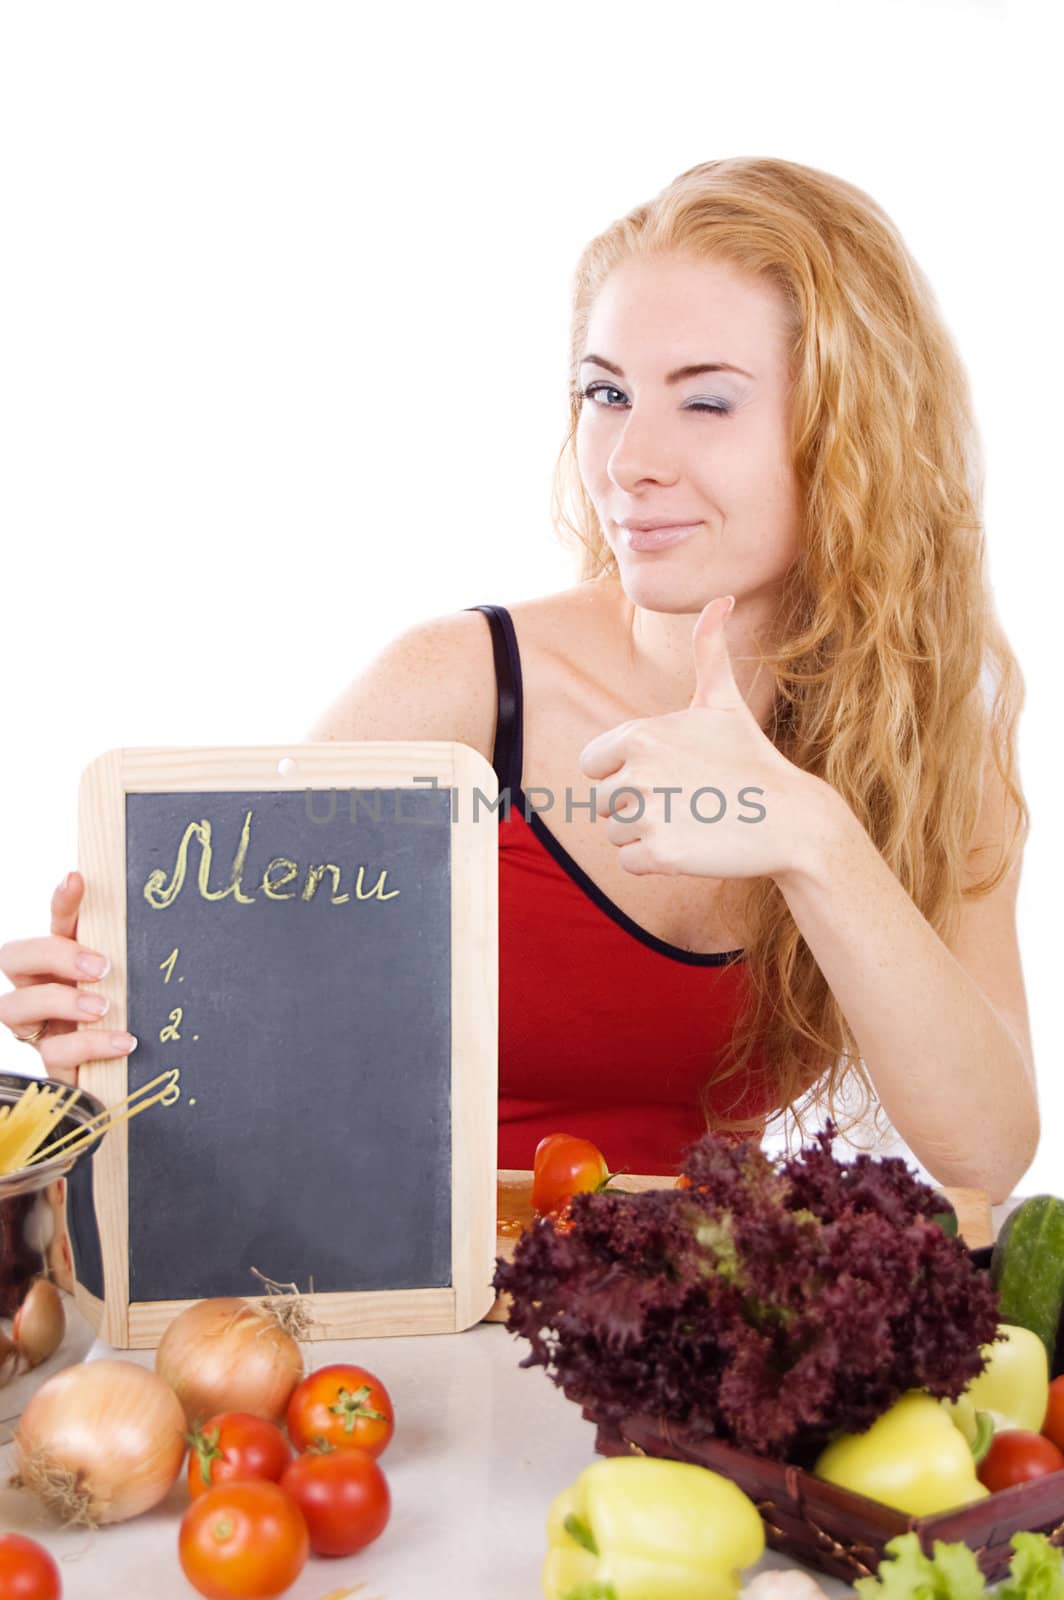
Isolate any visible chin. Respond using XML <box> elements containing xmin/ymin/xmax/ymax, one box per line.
<box><xmin>615</xmin><ymin>560</ymin><xmax>724</xmax><ymax>613</ymax></box>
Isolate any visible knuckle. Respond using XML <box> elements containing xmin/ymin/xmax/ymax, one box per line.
<box><xmin>643</xmin><ymin>830</ymin><xmax>670</xmax><ymax>868</ymax></box>
<box><xmin>38</xmin><ymin>1034</ymin><xmax>75</xmax><ymax>1075</ymax></box>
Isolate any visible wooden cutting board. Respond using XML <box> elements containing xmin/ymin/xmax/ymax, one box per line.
<box><xmin>484</xmin><ymin>1173</ymin><xmax>992</xmax><ymax>1324</ymax></box>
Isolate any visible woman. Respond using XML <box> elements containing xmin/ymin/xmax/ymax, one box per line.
<box><xmin>0</xmin><ymin>157</ymin><xmax>1037</xmax><ymax>1203</ymax></box>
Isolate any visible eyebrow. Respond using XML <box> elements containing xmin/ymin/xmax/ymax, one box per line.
<box><xmin>579</xmin><ymin>353</ymin><xmax>755</xmax><ymax>382</ymax></box>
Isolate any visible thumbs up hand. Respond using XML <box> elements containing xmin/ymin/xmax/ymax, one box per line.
<box><xmin>576</xmin><ymin>596</ymin><xmax>823</xmax><ymax>882</ymax></box>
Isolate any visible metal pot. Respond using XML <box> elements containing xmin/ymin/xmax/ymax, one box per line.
<box><xmin>1</xmin><ymin>1072</ymin><xmax>105</xmax><ymax>1400</ymax></box>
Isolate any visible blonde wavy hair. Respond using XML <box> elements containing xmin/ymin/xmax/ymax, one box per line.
<box><xmin>550</xmin><ymin>156</ymin><xmax>1029</xmax><ymax>1150</ymax></box>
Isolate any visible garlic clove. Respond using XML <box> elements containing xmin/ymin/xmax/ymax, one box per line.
<box><xmin>742</xmin><ymin>1573</ymin><xmax>830</xmax><ymax>1599</ymax></box>
<box><xmin>12</xmin><ymin>1277</ymin><xmax>66</xmax><ymax>1367</ymax></box>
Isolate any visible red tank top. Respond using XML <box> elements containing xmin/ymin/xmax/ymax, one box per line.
<box><xmin>467</xmin><ymin>605</ymin><xmax>777</xmax><ymax>1176</ymax></box>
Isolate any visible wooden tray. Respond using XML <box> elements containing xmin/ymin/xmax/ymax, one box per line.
<box><xmin>594</xmin><ymin>1402</ymin><xmax>1064</xmax><ymax>1585</ymax></box>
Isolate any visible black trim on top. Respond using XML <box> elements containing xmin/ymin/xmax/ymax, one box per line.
<box><xmin>517</xmin><ymin>784</ymin><xmax>745</xmax><ymax>969</ymax></box>
<box><xmin>465</xmin><ymin>604</ymin><xmax>523</xmax><ymax>795</ymax></box>
<box><xmin>466</xmin><ymin>603</ymin><xmax>746</xmax><ymax>969</ymax></box>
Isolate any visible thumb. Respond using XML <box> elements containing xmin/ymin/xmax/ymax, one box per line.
<box><xmin>51</xmin><ymin>869</ymin><xmax>83</xmax><ymax>940</ymax></box>
<box><xmin>689</xmin><ymin>596</ymin><xmax>743</xmax><ymax>711</ymax></box>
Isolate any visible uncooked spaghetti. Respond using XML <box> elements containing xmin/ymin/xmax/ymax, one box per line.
<box><xmin>0</xmin><ymin>1080</ymin><xmax>80</xmax><ymax>1175</ymax></box>
<box><xmin>0</xmin><ymin>1070</ymin><xmax>182</xmax><ymax>1176</ymax></box>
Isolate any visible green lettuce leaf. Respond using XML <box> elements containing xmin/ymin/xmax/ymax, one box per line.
<box><xmin>995</xmin><ymin>1531</ymin><xmax>1064</xmax><ymax>1600</ymax></box>
<box><xmin>854</xmin><ymin>1533</ymin><xmax>985</xmax><ymax>1599</ymax></box>
<box><xmin>853</xmin><ymin>1529</ymin><xmax>1064</xmax><ymax>1599</ymax></box>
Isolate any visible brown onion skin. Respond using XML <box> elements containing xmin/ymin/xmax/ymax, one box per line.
<box><xmin>17</xmin><ymin>1358</ymin><xmax>187</xmax><ymax>1524</ymax></box>
<box><xmin>155</xmin><ymin>1297</ymin><xmax>303</xmax><ymax>1427</ymax></box>
<box><xmin>0</xmin><ymin>1328</ymin><xmax>19</xmax><ymax>1385</ymax></box>
<box><xmin>13</xmin><ymin>1278</ymin><xmax>66</xmax><ymax>1367</ymax></box>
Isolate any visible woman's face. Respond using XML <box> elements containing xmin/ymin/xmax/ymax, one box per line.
<box><xmin>575</xmin><ymin>252</ymin><xmax>802</xmax><ymax>613</ymax></box>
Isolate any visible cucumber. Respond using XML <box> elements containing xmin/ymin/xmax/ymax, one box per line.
<box><xmin>929</xmin><ymin>1191</ymin><xmax>958</xmax><ymax>1237</ymax></box>
<box><xmin>991</xmin><ymin>1194</ymin><xmax>1064</xmax><ymax>1367</ymax></box>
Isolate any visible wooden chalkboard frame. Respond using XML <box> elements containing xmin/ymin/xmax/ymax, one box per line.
<box><xmin>73</xmin><ymin>742</ymin><xmax>498</xmax><ymax>1348</ymax></box>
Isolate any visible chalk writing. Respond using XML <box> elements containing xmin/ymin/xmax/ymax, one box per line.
<box><xmin>142</xmin><ymin>811</ymin><xmax>401</xmax><ymax>909</ymax></box>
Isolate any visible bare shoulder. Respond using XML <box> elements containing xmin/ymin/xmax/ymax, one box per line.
<box><xmin>301</xmin><ymin>608</ymin><xmax>500</xmax><ymax>761</ymax></box>
<box><xmin>302</xmin><ymin>581</ymin><xmax>614</xmax><ymax>756</ymax></box>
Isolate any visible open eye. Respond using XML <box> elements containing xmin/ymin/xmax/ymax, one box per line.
<box><xmin>582</xmin><ymin>382</ymin><xmax>627</xmax><ymax>407</ymax></box>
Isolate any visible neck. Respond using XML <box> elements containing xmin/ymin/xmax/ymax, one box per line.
<box><xmin>600</xmin><ymin>574</ymin><xmax>782</xmax><ymax>730</ymax></box>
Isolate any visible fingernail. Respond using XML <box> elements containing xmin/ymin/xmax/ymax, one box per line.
<box><xmin>58</xmin><ymin>873</ymin><xmax>72</xmax><ymax>894</ymax></box>
<box><xmin>723</xmin><ymin>595</ymin><xmax>736</xmax><ymax>617</ymax></box>
<box><xmin>78</xmin><ymin>993</ymin><xmax>109</xmax><ymax>1017</ymax></box>
<box><xmin>110</xmin><ymin>1032</ymin><xmax>137</xmax><ymax>1052</ymax></box>
<box><xmin>76</xmin><ymin>953</ymin><xmax>110</xmax><ymax>979</ymax></box>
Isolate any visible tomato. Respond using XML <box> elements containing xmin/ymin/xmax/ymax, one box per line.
<box><xmin>280</xmin><ymin>1446</ymin><xmax>390</xmax><ymax>1556</ymax></box>
<box><xmin>1043</xmin><ymin>1375</ymin><xmax>1064</xmax><ymax>1452</ymax></box>
<box><xmin>187</xmin><ymin>1413</ymin><xmax>291</xmax><ymax>1498</ymax></box>
<box><xmin>532</xmin><ymin>1132</ymin><xmax>612</xmax><ymax>1216</ymax></box>
<box><xmin>0</xmin><ymin>1534</ymin><xmax>61</xmax><ymax>1600</ymax></box>
<box><xmin>978</xmin><ymin>1428</ymin><xmax>1064</xmax><ymax>1493</ymax></box>
<box><xmin>178</xmin><ymin>1481</ymin><xmax>308</xmax><ymax>1599</ymax></box>
<box><xmin>676</xmin><ymin>1174</ymin><xmax>710</xmax><ymax>1192</ymax></box>
<box><xmin>285</xmin><ymin>1364</ymin><xmax>394</xmax><ymax>1457</ymax></box>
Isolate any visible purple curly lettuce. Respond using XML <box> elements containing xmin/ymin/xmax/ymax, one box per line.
<box><xmin>492</xmin><ymin>1121</ymin><xmax>1001</xmax><ymax>1464</ymax></box>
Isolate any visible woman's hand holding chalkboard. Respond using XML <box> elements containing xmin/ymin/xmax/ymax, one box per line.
<box><xmin>0</xmin><ymin>869</ymin><xmax>137</xmax><ymax>1085</ymax></box>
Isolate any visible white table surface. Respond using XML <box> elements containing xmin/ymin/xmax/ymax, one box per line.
<box><xmin>0</xmin><ymin>1199</ymin><xmax>1024</xmax><ymax>1598</ymax></box>
<box><xmin>0</xmin><ymin>1312</ymin><xmax>855</xmax><ymax>1600</ymax></box>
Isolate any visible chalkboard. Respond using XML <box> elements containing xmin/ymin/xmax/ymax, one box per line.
<box><xmin>71</xmin><ymin>743</ymin><xmax>498</xmax><ymax>1347</ymax></box>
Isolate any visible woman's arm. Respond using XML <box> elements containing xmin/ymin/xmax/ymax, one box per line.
<box><xmin>577</xmin><ymin>600</ymin><xmax>1038</xmax><ymax>1202</ymax></box>
<box><xmin>775</xmin><ymin>759</ymin><xmax>1037</xmax><ymax>1205</ymax></box>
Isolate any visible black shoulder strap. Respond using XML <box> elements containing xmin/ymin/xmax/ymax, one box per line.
<box><xmin>464</xmin><ymin>605</ymin><xmax>523</xmax><ymax>796</ymax></box>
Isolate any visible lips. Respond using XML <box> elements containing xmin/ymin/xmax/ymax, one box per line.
<box><xmin>618</xmin><ymin>518</ymin><xmax>702</xmax><ymax>533</ymax></box>
<box><xmin>620</xmin><ymin>523</ymin><xmax>700</xmax><ymax>553</ymax></box>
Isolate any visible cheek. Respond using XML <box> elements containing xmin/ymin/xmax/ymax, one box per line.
<box><xmin>575</xmin><ymin>418</ymin><xmax>617</xmax><ymax>533</ymax></box>
<box><xmin>574</xmin><ymin>414</ymin><xmax>599</xmax><ymax>484</ymax></box>
<box><xmin>762</xmin><ymin>414</ymin><xmax>801</xmax><ymax>514</ymax></box>
<box><xmin>715</xmin><ymin>428</ymin><xmax>800</xmax><ymax>536</ymax></box>
<box><xmin>762</xmin><ymin>454</ymin><xmax>802</xmax><ymax>549</ymax></box>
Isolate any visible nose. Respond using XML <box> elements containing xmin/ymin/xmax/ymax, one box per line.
<box><xmin>606</xmin><ymin>408</ymin><xmax>681</xmax><ymax>492</ymax></box>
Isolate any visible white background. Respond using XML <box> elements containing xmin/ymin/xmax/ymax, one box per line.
<box><xmin>1</xmin><ymin>1</ymin><xmax>1060</xmax><ymax>1192</ymax></box>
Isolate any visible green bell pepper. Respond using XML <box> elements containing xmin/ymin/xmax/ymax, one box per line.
<box><xmin>942</xmin><ymin>1322</ymin><xmax>1049</xmax><ymax>1434</ymax></box>
<box><xmin>813</xmin><ymin>1390</ymin><xmax>990</xmax><ymax>1516</ymax></box>
<box><xmin>541</xmin><ymin>1455</ymin><xmax>765</xmax><ymax>1600</ymax></box>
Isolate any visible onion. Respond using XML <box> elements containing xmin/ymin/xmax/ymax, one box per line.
<box><xmin>0</xmin><ymin>1328</ymin><xmax>20</xmax><ymax>1385</ymax></box>
<box><xmin>15</xmin><ymin>1358</ymin><xmax>187</xmax><ymax>1525</ymax></box>
<box><xmin>155</xmin><ymin>1297</ymin><xmax>303</xmax><ymax>1426</ymax></box>
<box><xmin>13</xmin><ymin>1278</ymin><xmax>66</xmax><ymax>1367</ymax></box>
